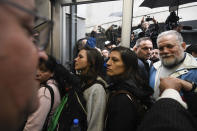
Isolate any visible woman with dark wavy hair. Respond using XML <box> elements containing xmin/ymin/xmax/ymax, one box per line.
<box><xmin>105</xmin><ymin>46</ymin><xmax>153</xmax><ymax>131</ymax></box>
<box><xmin>74</xmin><ymin>46</ymin><xmax>107</xmax><ymax>131</ymax></box>
<box><xmin>24</xmin><ymin>55</ymin><xmax>74</xmax><ymax>131</ymax></box>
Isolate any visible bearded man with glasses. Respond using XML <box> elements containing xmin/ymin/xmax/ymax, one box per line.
<box><xmin>0</xmin><ymin>0</ymin><xmax>53</xmax><ymax>130</ymax></box>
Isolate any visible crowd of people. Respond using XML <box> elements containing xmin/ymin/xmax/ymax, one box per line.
<box><xmin>1</xmin><ymin>0</ymin><xmax>197</xmax><ymax>131</ymax></box>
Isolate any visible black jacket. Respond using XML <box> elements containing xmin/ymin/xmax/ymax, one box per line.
<box><xmin>183</xmin><ymin>90</ymin><xmax>197</xmax><ymax>120</ymax></box>
<box><xmin>105</xmin><ymin>79</ymin><xmax>153</xmax><ymax>131</ymax></box>
<box><xmin>137</xmin><ymin>98</ymin><xmax>197</xmax><ymax>131</ymax></box>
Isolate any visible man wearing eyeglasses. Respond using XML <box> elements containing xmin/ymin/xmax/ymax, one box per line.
<box><xmin>0</xmin><ymin>0</ymin><xmax>52</xmax><ymax>130</ymax></box>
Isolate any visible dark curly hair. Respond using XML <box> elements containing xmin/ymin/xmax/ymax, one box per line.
<box><xmin>39</xmin><ymin>55</ymin><xmax>75</xmax><ymax>98</ymax></box>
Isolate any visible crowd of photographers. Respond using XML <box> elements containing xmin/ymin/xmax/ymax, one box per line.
<box><xmin>99</xmin><ymin>11</ymin><xmax>186</xmax><ymax>50</ymax></box>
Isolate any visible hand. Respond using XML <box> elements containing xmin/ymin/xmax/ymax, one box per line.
<box><xmin>159</xmin><ymin>77</ymin><xmax>182</xmax><ymax>94</ymax></box>
<box><xmin>141</xmin><ymin>16</ymin><xmax>145</xmax><ymax>24</ymax></box>
<box><xmin>159</xmin><ymin>77</ymin><xmax>193</xmax><ymax>93</ymax></box>
<box><xmin>179</xmin><ymin>79</ymin><xmax>193</xmax><ymax>91</ymax></box>
<box><xmin>152</xmin><ymin>16</ymin><xmax>157</xmax><ymax>24</ymax></box>
<box><xmin>93</xmin><ymin>25</ymin><xmax>98</xmax><ymax>32</ymax></box>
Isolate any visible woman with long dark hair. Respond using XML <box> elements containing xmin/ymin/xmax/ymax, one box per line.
<box><xmin>105</xmin><ymin>46</ymin><xmax>153</xmax><ymax>131</ymax></box>
<box><xmin>74</xmin><ymin>46</ymin><xmax>107</xmax><ymax>131</ymax></box>
<box><xmin>24</xmin><ymin>55</ymin><xmax>74</xmax><ymax>131</ymax></box>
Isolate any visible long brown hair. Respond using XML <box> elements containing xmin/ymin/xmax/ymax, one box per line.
<box><xmin>79</xmin><ymin>46</ymin><xmax>104</xmax><ymax>83</ymax></box>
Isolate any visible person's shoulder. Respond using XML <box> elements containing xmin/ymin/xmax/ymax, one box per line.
<box><xmin>39</xmin><ymin>86</ymin><xmax>50</xmax><ymax>94</ymax></box>
<box><xmin>184</xmin><ymin>53</ymin><xmax>197</xmax><ymax>67</ymax></box>
<box><xmin>110</xmin><ymin>92</ymin><xmax>136</xmax><ymax>109</ymax></box>
<box><xmin>89</xmin><ymin>83</ymin><xmax>106</xmax><ymax>93</ymax></box>
<box><xmin>138</xmin><ymin>59</ymin><xmax>144</xmax><ymax>65</ymax></box>
<box><xmin>38</xmin><ymin>86</ymin><xmax>51</xmax><ymax>100</ymax></box>
<box><xmin>152</xmin><ymin>60</ymin><xmax>162</xmax><ymax>69</ymax></box>
<box><xmin>47</xmin><ymin>80</ymin><xmax>58</xmax><ymax>91</ymax></box>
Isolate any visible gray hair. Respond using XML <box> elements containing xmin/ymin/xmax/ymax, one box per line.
<box><xmin>157</xmin><ymin>30</ymin><xmax>183</xmax><ymax>46</ymax></box>
<box><xmin>135</xmin><ymin>37</ymin><xmax>152</xmax><ymax>47</ymax></box>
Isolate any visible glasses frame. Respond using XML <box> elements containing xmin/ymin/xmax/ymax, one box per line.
<box><xmin>0</xmin><ymin>0</ymin><xmax>53</xmax><ymax>50</ymax></box>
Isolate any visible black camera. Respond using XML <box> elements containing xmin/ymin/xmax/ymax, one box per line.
<box><xmin>111</xmin><ymin>24</ymin><xmax>118</xmax><ymax>30</ymax></box>
<box><xmin>145</xmin><ymin>16</ymin><xmax>153</xmax><ymax>21</ymax></box>
<box><xmin>112</xmin><ymin>24</ymin><xmax>118</xmax><ymax>28</ymax></box>
<box><xmin>167</xmin><ymin>11</ymin><xmax>179</xmax><ymax>23</ymax></box>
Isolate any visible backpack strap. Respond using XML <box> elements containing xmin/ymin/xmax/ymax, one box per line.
<box><xmin>42</xmin><ymin>85</ymin><xmax>54</xmax><ymax>130</ymax></box>
<box><xmin>45</xmin><ymin>85</ymin><xmax>54</xmax><ymax>115</ymax></box>
<box><xmin>95</xmin><ymin>80</ymin><xmax>106</xmax><ymax>89</ymax></box>
<box><xmin>111</xmin><ymin>90</ymin><xmax>147</xmax><ymax>109</ymax></box>
<box><xmin>111</xmin><ymin>90</ymin><xmax>135</xmax><ymax>101</ymax></box>
<box><xmin>81</xmin><ymin>78</ymin><xmax>106</xmax><ymax>92</ymax></box>
<box><xmin>74</xmin><ymin>91</ymin><xmax>87</xmax><ymax>115</ymax></box>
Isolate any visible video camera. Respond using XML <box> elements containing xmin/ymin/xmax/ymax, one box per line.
<box><xmin>165</xmin><ymin>11</ymin><xmax>180</xmax><ymax>30</ymax></box>
<box><xmin>111</xmin><ymin>24</ymin><xmax>118</xmax><ymax>30</ymax></box>
<box><xmin>145</xmin><ymin>16</ymin><xmax>153</xmax><ymax>21</ymax></box>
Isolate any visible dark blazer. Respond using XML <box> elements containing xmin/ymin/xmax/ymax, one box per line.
<box><xmin>137</xmin><ymin>98</ymin><xmax>197</xmax><ymax>131</ymax></box>
<box><xmin>183</xmin><ymin>90</ymin><xmax>197</xmax><ymax>120</ymax></box>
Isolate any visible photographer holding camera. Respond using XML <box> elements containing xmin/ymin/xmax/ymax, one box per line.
<box><xmin>137</xmin><ymin>16</ymin><xmax>160</xmax><ymax>48</ymax></box>
<box><xmin>165</xmin><ymin>11</ymin><xmax>184</xmax><ymax>32</ymax></box>
<box><xmin>105</xmin><ymin>24</ymin><xmax>120</xmax><ymax>46</ymax></box>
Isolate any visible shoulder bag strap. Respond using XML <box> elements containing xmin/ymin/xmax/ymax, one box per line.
<box><xmin>111</xmin><ymin>90</ymin><xmax>135</xmax><ymax>101</ymax></box>
<box><xmin>74</xmin><ymin>91</ymin><xmax>87</xmax><ymax>115</ymax></box>
<box><xmin>42</xmin><ymin>85</ymin><xmax>54</xmax><ymax>130</ymax></box>
<box><xmin>45</xmin><ymin>85</ymin><xmax>54</xmax><ymax>115</ymax></box>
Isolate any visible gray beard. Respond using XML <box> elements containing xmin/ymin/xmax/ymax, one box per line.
<box><xmin>161</xmin><ymin>54</ymin><xmax>185</xmax><ymax>69</ymax></box>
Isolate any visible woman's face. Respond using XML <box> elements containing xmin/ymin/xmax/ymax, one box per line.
<box><xmin>36</xmin><ymin>67</ymin><xmax>53</xmax><ymax>83</ymax></box>
<box><xmin>106</xmin><ymin>51</ymin><xmax>125</xmax><ymax>76</ymax></box>
<box><xmin>75</xmin><ymin>49</ymin><xmax>89</xmax><ymax>74</ymax></box>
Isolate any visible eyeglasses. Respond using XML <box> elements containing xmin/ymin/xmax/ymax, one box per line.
<box><xmin>0</xmin><ymin>0</ymin><xmax>53</xmax><ymax>51</ymax></box>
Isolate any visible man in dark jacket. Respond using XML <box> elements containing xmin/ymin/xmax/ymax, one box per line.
<box><xmin>133</xmin><ymin>37</ymin><xmax>153</xmax><ymax>83</ymax></box>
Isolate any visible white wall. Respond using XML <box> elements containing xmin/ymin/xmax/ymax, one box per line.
<box><xmin>78</xmin><ymin>0</ymin><xmax>123</xmax><ymax>32</ymax></box>
<box><xmin>77</xmin><ymin>18</ymin><xmax>86</xmax><ymax>39</ymax></box>
<box><xmin>77</xmin><ymin>0</ymin><xmax>197</xmax><ymax>30</ymax></box>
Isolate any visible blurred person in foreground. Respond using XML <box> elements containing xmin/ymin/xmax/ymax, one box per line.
<box><xmin>138</xmin><ymin>77</ymin><xmax>197</xmax><ymax>131</ymax></box>
<box><xmin>0</xmin><ymin>0</ymin><xmax>51</xmax><ymax>130</ymax></box>
<box><xmin>24</xmin><ymin>55</ymin><xmax>74</xmax><ymax>131</ymax></box>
